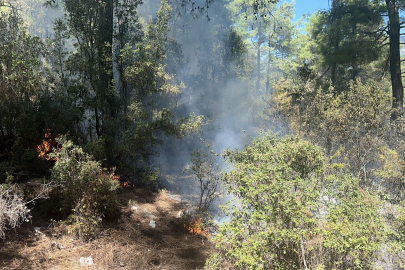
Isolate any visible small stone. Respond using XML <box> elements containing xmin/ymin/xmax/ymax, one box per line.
<box><xmin>149</xmin><ymin>220</ymin><xmax>156</xmax><ymax>228</ymax></box>
<box><xmin>34</xmin><ymin>227</ymin><xmax>43</xmax><ymax>234</ymax></box>
<box><xmin>79</xmin><ymin>256</ymin><xmax>94</xmax><ymax>266</ymax></box>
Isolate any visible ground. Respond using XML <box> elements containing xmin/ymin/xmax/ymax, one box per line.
<box><xmin>0</xmin><ymin>185</ymin><xmax>214</xmax><ymax>270</ymax></box>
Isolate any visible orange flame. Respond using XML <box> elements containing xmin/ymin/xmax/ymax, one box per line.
<box><xmin>110</xmin><ymin>172</ymin><xmax>133</xmax><ymax>187</ymax></box>
<box><xmin>37</xmin><ymin>129</ymin><xmax>60</xmax><ymax>161</ymax></box>
<box><xmin>121</xmin><ymin>181</ymin><xmax>132</xmax><ymax>187</ymax></box>
<box><xmin>185</xmin><ymin>217</ymin><xmax>210</xmax><ymax>237</ymax></box>
<box><xmin>110</xmin><ymin>173</ymin><xmax>120</xmax><ymax>182</ymax></box>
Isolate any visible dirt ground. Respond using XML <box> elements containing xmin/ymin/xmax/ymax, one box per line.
<box><xmin>0</xmin><ymin>186</ymin><xmax>214</xmax><ymax>270</ymax></box>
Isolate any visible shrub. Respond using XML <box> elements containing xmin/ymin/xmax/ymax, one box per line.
<box><xmin>0</xmin><ymin>185</ymin><xmax>31</xmax><ymax>238</ymax></box>
<box><xmin>206</xmin><ymin>134</ymin><xmax>385</xmax><ymax>270</ymax></box>
<box><xmin>207</xmin><ymin>135</ymin><xmax>326</xmax><ymax>269</ymax></box>
<box><xmin>68</xmin><ymin>198</ymin><xmax>103</xmax><ymax>241</ymax></box>
<box><xmin>183</xmin><ymin>143</ymin><xmax>221</xmax><ymax>213</ymax></box>
<box><xmin>321</xmin><ymin>174</ymin><xmax>386</xmax><ymax>269</ymax></box>
<box><xmin>49</xmin><ymin>136</ymin><xmax>119</xmax><ymax>239</ymax></box>
<box><xmin>0</xmin><ymin>183</ymin><xmax>50</xmax><ymax>238</ymax></box>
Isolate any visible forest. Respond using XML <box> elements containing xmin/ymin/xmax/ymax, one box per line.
<box><xmin>2</xmin><ymin>0</ymin><xmax>405</xmax><ymax>269</ymax></box>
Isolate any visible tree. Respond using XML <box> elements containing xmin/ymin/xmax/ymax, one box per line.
<box><xmin>310</xmin><ymin>0</ymin><xmax>405</xmax><ymax>115</ymax></box>
<box><xmin>62</xmin><ymin>0</ymin><xmax>117</xmax><ymax>137</ymax></box>
<box><xmin>384</xmin><ymin>0</ymin><xmax>404</xmax><ymax>117</ymax></box>
<box><xmin>55</xmin><ymin>0</ymin><xmax>198</xmax><ymax>178</ymax></box>
<box><xmin>228</xmin><ymin>0</ymin><xmax>277</xmax><ymax>96</ymax></box>
<box><xmin>264</xmin><ymin>1</ymin><xmax>296</xmax><ymax>95</ymax></box>
<box><xmin>0</xmin><ymin>10</ymin><xmax>50</xmax><ymax>173</ymax></box>
<box><xmin>311</xmin><ymin>0</ymin><xmax>385</xmax><ymax>90</ymax></box>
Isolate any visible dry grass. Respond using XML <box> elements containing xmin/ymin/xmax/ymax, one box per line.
<box><xmin>0</xmin><ymin>187</ymin><xmax>214</xmax><ymax>270</ymax></box>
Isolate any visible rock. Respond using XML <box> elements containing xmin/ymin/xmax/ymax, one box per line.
<box><xmin>149</xmin><ymin>220</ymin><xmax>156</xmax><ymax>228</ymax></box>
<box><xmin>34</xmin><ymin>227</ymin><xmax>43</xmax><ymax>234</ymax></box>
<box><xmin>177</xmin><ymin>211</ymin><xmax>183</xmax><ymax>218</ymax></box>
<box><xmin>79</xmin><ymin>256</ymin><xmax>94</xmax><ymax>266</ymax></box>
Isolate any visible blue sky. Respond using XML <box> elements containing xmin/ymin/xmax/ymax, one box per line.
<box><xmin>293</xmin><ymin>0</ymin><xmax>330</xmax><ymax>20</ymax></box>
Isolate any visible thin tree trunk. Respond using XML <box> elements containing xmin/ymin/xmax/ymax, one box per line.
<box><xmin>386</xmin><ymin>0</ymin><xmax>404</xmax><ymax>118</ymax></box>
<box><xmin>257</xmin><ymin>44</ymin><xmax>261</xmax><ymax>96</ymax></box>
<box><xmin>113</xmin><ymin>0</ymin><xmax>122</xmax><ymax>104</ymax></box>
<box><xmin>95</xmin><ymin>105</ymin><xmax>100</xmax><ymax>138</ymax></box>
<box><xmin>256</xmin><ymin>25</ymin><xmax>263</xmax><ymax>96</ymax></box>
<box><xmin>0</xmin><ymin>119</ymin><xmax>5</xmax><ymax>139</ymax></box>
<box><xmin>331</xmin><ymin>62</ymin><xmax>337</xmax><ymax>85</ymax></box>
<box><xmin>266</xmin><ymin>40</ymin><xmax>271</xmax><ymax>95</ymax></box>
<box><xmin>351</xmin><ymin>60</ymin><xmax>358</xmax><ymax>81</ymax></box>
<box><xmin>330</xmin><ymin>0</ymin><xmax>341</xmax><ymax>86</ymax></box>
<box><xmin>98</xmin><ymin>0</ymin><xmax>115</xmax><ymax>119</ymax></box>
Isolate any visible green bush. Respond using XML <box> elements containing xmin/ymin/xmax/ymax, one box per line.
<box><xmin>206</xmin><ymin>134</ymin><xmax>385</xmax><ymax>270</ymax></box>
<box><xmin>183</xmin><ymin>143</ymin><xmax>221</xmax><ymax>213</ymax></box>
<box><xmin>49</xmin><ymin>136</ymin><xmax>119</xmax><ymax>238</ymax></box>
<box><xmin>68</xmin><ymin>198</ymin><xmax>103</xmax><ymax>241</ymax></box>
<box><xmin>273</xmin><ymin>79</ymin><xmax>392</xmax><ymax>186</ymax></box>
<box><xmin>321</xmin><ymin>174</ymin><xmax>385</xmax><ymax>269</ymax></box>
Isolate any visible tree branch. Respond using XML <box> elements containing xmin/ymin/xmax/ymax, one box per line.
<box><xmin>381</xmin><ymin>55</ymin><xmax>390</xmax><ymax>80</ymax></box>
<box><xmin>319</xmin><ymin>65</ymin><xmax>331</xmax><ymax>80</ymax></box>
<box><xmin>360</xmin><ymin>25</ymin><xmax>389</xmax><ymax>36</ymax></box>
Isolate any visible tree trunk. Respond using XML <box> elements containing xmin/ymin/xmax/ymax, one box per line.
<box><xmin>0</xmin><ymin>119</ymin><xmax>5</xmax><ymax>139</ymax></box>
<box><xmin>95</xmin><ymin>105</ymin><xmax>100</xmax><ymax>138</ymax></box>
<box><xmin>386</xmin><ymin>0</ymin><xmax>404</xmax><ymax>118</ymax></box>
<box><xmin>266</xmin><ymin>40</ymin><xmax>271</xmax><ymax>95</ymax></box>
<box><xmin>256</xmin><ymin>44</ymin><xmax>261</xmax><ymax>96</ymax></box>
<box><xmin>351</xmin><ymin>60</ymin><xmax>358</xmax><ymax>81</ymax></box>
<box><xmin>113</xmin><ymin>0</ymin><xmax>122</xmax><ymax>102</ymax></box>
<box><xmin>330</xmin><ymin>0</ymin><xmax>340</xmax><ymax>86</ymax></box>
<box><xmin>97</xmin><ymin>0</ymin><xmax>115</xmax><ymax>119</ymax></box>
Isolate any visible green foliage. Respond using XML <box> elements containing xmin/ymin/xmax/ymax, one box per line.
<box><xmin>227</xmin><ymin>0</ymin><xmax>296</xmax><ymax>95</ymax></box>
<box><xmin>0</xmin><ymin>10</ymin><xmax>51</xmax><ymax>173</ymax></box>
<box><xmin>322</xmin><ymin>174</ymin><xmax>386</xmax><ymax>269</ymax></box>
<box><xmin>309</xmin><ymin>0</ymin><xmax>386</xmax><ymax>89</ymax></box>
<box><xmin>82</xmin><ymin>137</ymin><xmax>107</xmax><ymax>164</ymax></box>
<box><xmin>184</xmin><ymin>143</ymin><xmax>221</xmax><ymax>212</ymax></box>
<box><xmin>50</xmin><ymin>136</ymin><xmax>119</xmax><ymax>226</ymax></box>
<box><xmin>274</xmin><ymin>79</ymin><xmax>392</xmax><ymax>183</ymax></box>
<box><xmin>111</xmin><ymin>0</ymin><xmax>205</xmax><ymax>177</ymax></box>
<box><xmin>212</xmin><ymin>135</ymin><xmax>325</xmax><ymax>269</ymax></box>
<box><xmin>68</xmin><ymin>198</ymin><xmax>103</xmax><ymax>241</ymax></box>
<box><xmin>207</xmin><ymin>134</ymin><xmax>386</xmax><ymax>270</ymax></box>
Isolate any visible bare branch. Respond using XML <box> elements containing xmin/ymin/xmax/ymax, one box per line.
<box><xmin>381</xmin><ymin>55</ymin><xmax>390</xmax><ymax>80</ymax></box>
<box><xmin>319</xmin><ymin>65</ymin><xmax>331</xmax><ymax>80</ymax></box>
<box><xmin>0</xmin><ymin>181</ymin><xmax>52</xmax><ymax>239</ymax></box>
